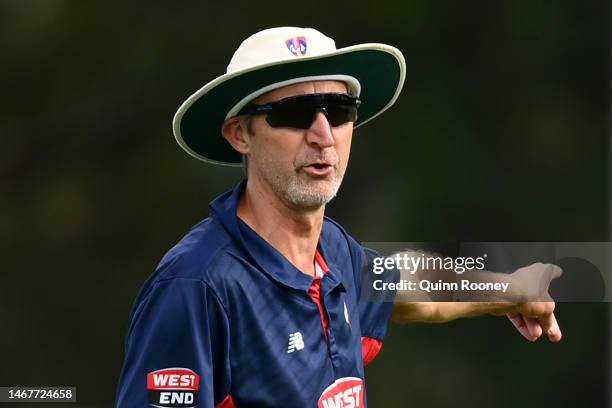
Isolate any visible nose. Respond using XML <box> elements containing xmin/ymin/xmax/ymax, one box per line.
<box><xmin>305</xmin><ymin>110</ymin><xmax>335</xmax><ymax>148</ymax></box>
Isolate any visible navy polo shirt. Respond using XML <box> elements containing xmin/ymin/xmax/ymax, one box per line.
<box><xmin>116</xmin><ymin>181</ymin><xmax>395</xmax><ymax>408</ymax></box>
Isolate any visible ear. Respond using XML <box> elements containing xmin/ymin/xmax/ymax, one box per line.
<box><xmin>221</xmin><ymin>116</ymin><xmax>251</xmax><ymax>155</ymax></box>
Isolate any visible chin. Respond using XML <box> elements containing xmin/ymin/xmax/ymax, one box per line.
<box><xmin>285</xmin><ymin>183</ymin><xmax>340</xmax><ymax>209</ymax></box>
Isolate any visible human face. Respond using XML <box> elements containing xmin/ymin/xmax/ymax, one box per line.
<box><xmin>244</xmin><ymin>80</ymin><xmax>353</xmax><ymax>210</ymax></box>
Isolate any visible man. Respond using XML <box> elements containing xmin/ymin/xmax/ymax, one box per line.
<box><xmin>116</xmin><ymin>27</ymin><xmax>561</xmax><ymax>408</ymax></box>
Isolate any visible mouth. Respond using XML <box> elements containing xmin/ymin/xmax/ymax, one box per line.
<box><xmin>301</xmin><ymin>162</ymin><xmax>335</xmax><ymax>177</ymax></box>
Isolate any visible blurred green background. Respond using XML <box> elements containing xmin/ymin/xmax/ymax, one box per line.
<box><xmin>0</xmin><ymin>1</ymin><xmax>608</xmax><ymax>407</ymax></box>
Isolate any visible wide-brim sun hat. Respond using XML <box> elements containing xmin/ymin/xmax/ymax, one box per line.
<box><xmin>172</xmin><ymin>26</ymin><xmax>406</xmax><ymax>167</ymax></box>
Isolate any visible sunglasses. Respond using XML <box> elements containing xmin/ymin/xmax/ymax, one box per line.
<box><xmin>238</xmin><ymin>93</ymin><xmax>361</xmax><ymax>129</ymax></box>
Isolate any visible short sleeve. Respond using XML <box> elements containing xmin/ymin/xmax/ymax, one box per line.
<box><xmin>355</xmin><ymin>246</ymin><xmax>399</xmax><ymax>365</ymax></box>
<box><xmin>116</xmin><ymin>278</ymin><xmax>231</xmax><ymax>408</ymax></box>
<box><xmin>357</xmin><ymin>246</ymin><xmax>398</xmax><ymax>340</ymax></box>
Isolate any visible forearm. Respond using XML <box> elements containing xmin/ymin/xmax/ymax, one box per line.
<box><xmin>452</xmin><ymin>269</ymin><xmax>518</xmax><ymax>302</ymax></box>
<box><xmin>391</xmin><ymin>301</ymin><xmax>518</xmax><ymax>324</ymax></box>
<box><xmin>391</xmin><ymin>265</ymin><xmax>522</xmax><ymax>322</ymax></box>
<box><xmin>387</xmin><ymin>251</ymin><xmax>555</xmax><ymax>323</ymax></box>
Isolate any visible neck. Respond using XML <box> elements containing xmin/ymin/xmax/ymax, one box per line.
<box><xmin>237</xmin><ymin>177</ymin><xmax>324</xmax><ymax>277</ymax></box>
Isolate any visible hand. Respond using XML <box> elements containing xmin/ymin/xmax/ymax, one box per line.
<box><xmin>505</xmin><ymin>263</ymin><xmax>563</xmax><ymax>342</ymax></box>
<box><xmin>507</xmin><ymin>302</ymin><xmax>561</xmax><ymax>342</ymax></box>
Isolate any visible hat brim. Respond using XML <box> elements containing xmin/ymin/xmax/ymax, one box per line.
<box><xmin>173</xmin><ymin>43</ymin><xmax>406</xmax><ymax>166</ymax></box>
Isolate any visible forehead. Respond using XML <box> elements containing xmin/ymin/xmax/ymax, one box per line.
<box><xmin>254</xmin><ymin>80</ymin><xmax>348</xmax><ymax>104</ymax></box>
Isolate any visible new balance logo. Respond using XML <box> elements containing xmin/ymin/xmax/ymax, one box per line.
<box><xmin>287</xmin><ymin>332</ymin><xmax>304</xmax><ymax>353</ymax></box>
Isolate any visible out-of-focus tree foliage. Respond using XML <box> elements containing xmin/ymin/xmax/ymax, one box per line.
<box><xmin>0</xmin><ymin>1</ymin><xmax>608</xmax><ymax>406</ymax></box>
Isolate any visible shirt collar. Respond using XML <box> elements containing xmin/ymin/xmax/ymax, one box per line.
<box><xmin>209</xmin><ymin>180</ymin><xmax>343</xmax><ymax>292</ymax></box>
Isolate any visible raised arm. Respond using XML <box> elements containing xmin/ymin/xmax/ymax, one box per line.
<box><xmin>389</xmin><ymin>254</ymin><xmax>563</xmax><ymax>342</ymax></box>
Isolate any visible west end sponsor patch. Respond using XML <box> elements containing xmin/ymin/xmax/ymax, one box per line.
<box><xmin>147</xmin><ymin>368</ymin><xmax>199</xmax><ymax>408</ymax></box>
<box><xmin>318</xmin><ymin>377</ymin><xmax>364</xmax><ymax>408</ymax></box>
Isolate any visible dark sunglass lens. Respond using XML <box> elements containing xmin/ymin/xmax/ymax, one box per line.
<box><xmin>262</xmin><ymin>94</ymin><xmax>359</xmax><ymax>129</ymax></box>
<box><xmin>265</xmin><ymin>100</ymin><xmax>316</xmax><ymax>129</ymax></box>
<box><xmin>323</xmin><ymin>104</ymin><xmax>358</xmax><ymax>126</ymax></box>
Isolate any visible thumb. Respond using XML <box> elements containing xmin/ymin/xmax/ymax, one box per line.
<box><xmin>540</xmin><ymin>264</ymin><xmax>563</xmax><ymax>291</ymax></box>
<box><xmin>535</xmin><ymin>264</ymin><xmax>562</xmax><ymax>301</ymax></box>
